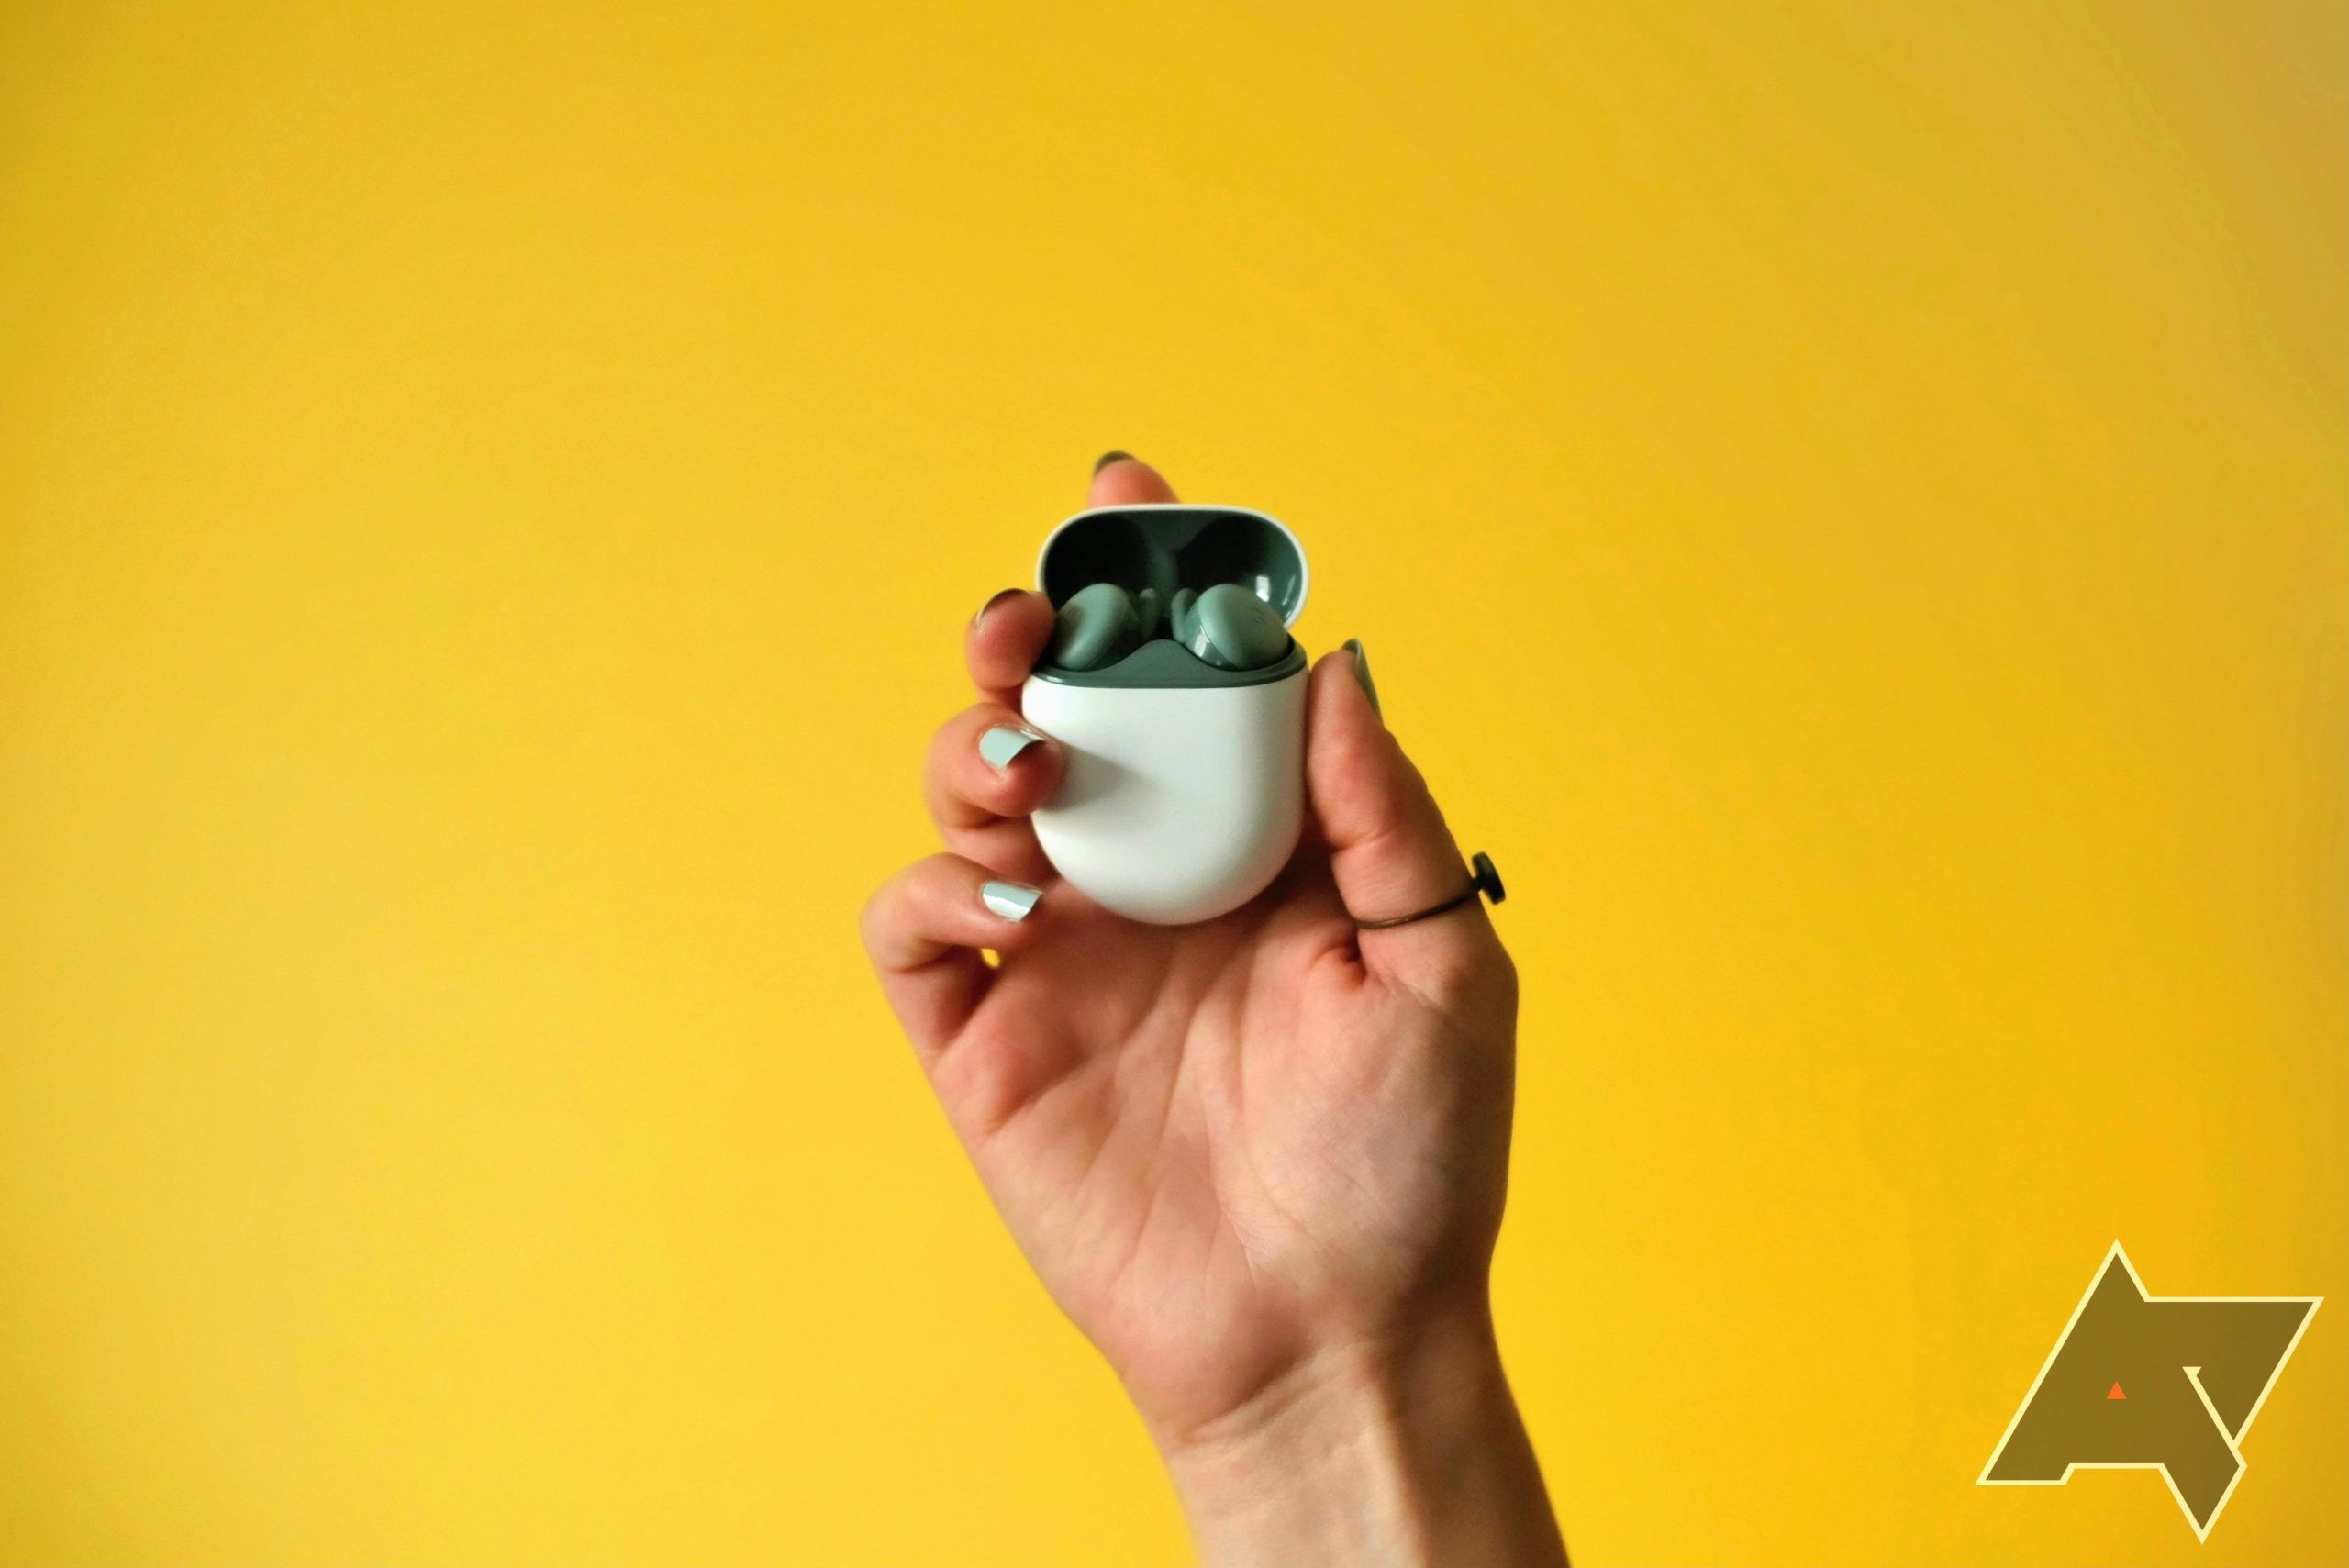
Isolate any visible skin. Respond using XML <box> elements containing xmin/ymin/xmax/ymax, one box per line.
<box><xmin>861</xmin><ymin>456</ymin><xmax>1568</xmax><ymax>1566</ymax></box>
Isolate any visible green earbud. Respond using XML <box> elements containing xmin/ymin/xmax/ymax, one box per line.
<box><xmin>1170</xmin><ymin>583</ymin><xmax>1290</xmax><ymax>670</ymax></box>
<box><xmin>1049</xmin><ymin>580</ymin><xmax>1289</xmax><ymax>673</ymax></box>
<box><xmin>1047</xmin><ymin>582</ymin><xmax>1143</xmax><ymax>670</ymax></box>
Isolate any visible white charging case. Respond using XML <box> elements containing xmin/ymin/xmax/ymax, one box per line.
<box><xmin>1021</xmin><ymin>504</ymin><xmax>1309</xmax><ymax>925</ymax></box>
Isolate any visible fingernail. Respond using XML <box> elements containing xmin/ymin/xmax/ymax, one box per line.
<box><xmin>979</xmin><ymin>725</ymin><xmax>1044</xmax><ymax>772</ymax></box>
<box><xmin>981</xmin><ymin>880</ymin><xmax>1042</xmax><ymax>921</ymax></box>
<box><xmin>1342</xmin><ymin>638</ymin><xmax>1381</xmax><ymax>717</ymax></box>
<box><xmin>1092</xmin><ymin>450</ymin><xmax>1136</xmax><ymax>476</ymax></box>
<box><xmin>973</xmin><ymin>587</ymin><xmax>1023</xmax><ymax>630</ymax></box>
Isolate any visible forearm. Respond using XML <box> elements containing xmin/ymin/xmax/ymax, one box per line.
<box><xmin>1153</xmin><ymin>1311</ymin><xmax>1567</xmax><ymax>1568</ymax></box>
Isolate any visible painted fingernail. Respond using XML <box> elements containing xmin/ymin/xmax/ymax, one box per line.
<box><xmin>973</xmin><ymin>587</ymin><xmax>1023</xmax><ymax>630</ymax></box>
<box><xmin>1342</xmin><ymin>638</ymin><xmax>1381</xmax><ymax>718</ymax></box>
<box><xmin>1092</xmin><ymin>450</ymin><xmax>1136</xmax><ymax>476</ymax></box>
<box><xmin>979</xmin><ymin>725</ymin><xmax>1044</xmax><ymax>772</ymax></box>
<box><xmin>981</xmin><ymin>880</ymin><xmax>1042</xmax><ymax>921</ymax></box>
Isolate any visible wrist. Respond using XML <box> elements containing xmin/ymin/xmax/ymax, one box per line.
<box><xmin>1152</xmin><ymin>1307</ymin><xmax>1566</xmax><ymax>1568</ymax></box>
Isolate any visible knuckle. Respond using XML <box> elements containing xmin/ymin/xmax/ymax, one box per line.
<box><xmin>925</xmin><ymin>717</ymin><xmax>973</xmax><ymax>773</ymax></box>
<box><xmin>1491</xmin><ymin>943</ymin><xmax>1520</xmax><ymax>1013</ymax></box>
<box><xmin>856</xmin><ymin>878</ymin><xmax>897</xmax><ymax>952</ymax></box>
<box><xmin>1417</xmin><ymin>941</ymin><xmax>1485</xmax><ymax>1000</ymax></box>
<box><xmin>1413</xmin><ymin>927</ymin><xmax>1515</xmax><ymax>1008</ymax></box>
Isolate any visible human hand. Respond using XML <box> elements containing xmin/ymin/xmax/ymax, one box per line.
<box><xmin>863</xmin><ymin>456</ymin><xmax>1565</xmax><ymax>1566</ymax></box>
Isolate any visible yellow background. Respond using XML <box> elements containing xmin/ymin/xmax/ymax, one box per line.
<box><xmin>2</xmin><ymin>3</ymin><xmax>2342</xmax><ymax>1562</ymax></box>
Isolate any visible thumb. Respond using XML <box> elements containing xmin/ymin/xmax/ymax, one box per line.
<box><xmin>1306</xmin><ymin>640</ymin><xmax>1500</xmax><ymax>982</ymax></box>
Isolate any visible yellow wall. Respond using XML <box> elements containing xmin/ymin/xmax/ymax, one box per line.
<box><xmin>2</xmin><ymin>4</ymin><xmax>2342</xmax><ymax>1562</ymax></box>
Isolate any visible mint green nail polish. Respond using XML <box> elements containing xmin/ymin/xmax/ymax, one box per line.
<box><xmin>979</xmin><ymin>725</ymin><xmax>1044</xmax><ymax>772</ymax></box>
<box><xmin>982</xmin><ymin>881</ymin><xmax>1041</xmax><ymax>921</ymax></box>
<box><xmin>972</xmin><ymin>586</ymin><xmax>1022</xmax><ymax>630</ymax></box>
<box><xmin>1342</xmin><ymin>638</ymin><xmax>1381</xmax><ymax>717</ymax></box>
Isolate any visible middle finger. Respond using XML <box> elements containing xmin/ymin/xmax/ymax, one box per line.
<box><xmin>924</xmin><ymin>702</ymin><xmax>1064</xmax><ymax>880</ymax></box>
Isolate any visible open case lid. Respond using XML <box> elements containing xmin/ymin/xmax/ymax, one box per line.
<box><xmin>1035</xmin><ymin>504</ymin><xmax>1308</xmax><ymax>627</ymax></box>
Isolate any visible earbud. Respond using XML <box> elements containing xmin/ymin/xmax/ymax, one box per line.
<box><xmin>1170</xmin><ymin>583</ymin><xmax>1290</xmax><ymax>670</ymax></box>
<box><xmin>1049</xmin><ymin>581</ymin><xmax>1288</xmax><ymax>673</ymax></box>
<box><xmin>1048</xmin><ymin>582</ymin><xmax>1143</xmax><ymax>670</ymax></box>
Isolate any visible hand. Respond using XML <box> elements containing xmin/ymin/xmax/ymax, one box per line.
<box><xmin>862</xmin><ymin>456</ymin><xmax>1566</xmax><ymax>1567</ymax></box>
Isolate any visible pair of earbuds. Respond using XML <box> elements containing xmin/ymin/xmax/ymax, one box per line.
<box><xmin>1047</xmin><ymin>581</ymin><xmax>1291</xmax><ymax>672</ymax></box>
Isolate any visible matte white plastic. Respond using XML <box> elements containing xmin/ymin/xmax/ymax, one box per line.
<box><xmin>1022</xmin><ymin>668</ymin><xmax>1308</xmax><ymax>924</ymax></box>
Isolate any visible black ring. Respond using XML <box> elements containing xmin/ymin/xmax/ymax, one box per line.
<box><xmin>1353</xmin><ymin>851</ymin><xmax>1507</xmax><ymax>930</ymax></box>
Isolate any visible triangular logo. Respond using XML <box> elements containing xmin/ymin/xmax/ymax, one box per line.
<box><xmin>1980</xmin><ymin>1242</ymin><xmax>2321</xmax><ymax>1539</ymax></box>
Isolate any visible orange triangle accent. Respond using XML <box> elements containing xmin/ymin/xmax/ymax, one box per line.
<box><xmin>2107</xmin><ymin>1383</ymin><xmax>2126</xmax><ymax>1400</ymax></box>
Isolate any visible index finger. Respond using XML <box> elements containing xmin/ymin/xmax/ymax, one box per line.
<box><xmin>963</xmin><ymin>454</ymin><xmax>1184</xmax><ymax>702</ymax></box>
<box><xmin>966</xmin><ymin>588</ymin><xmax>1055</xmax><ymax>706</ymax></box>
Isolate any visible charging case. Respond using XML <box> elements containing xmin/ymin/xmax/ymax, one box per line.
<box><xmin>1022</xmin><ymin>504</ymin><xmax>1309</xmax><ymax>925</ymax></box>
